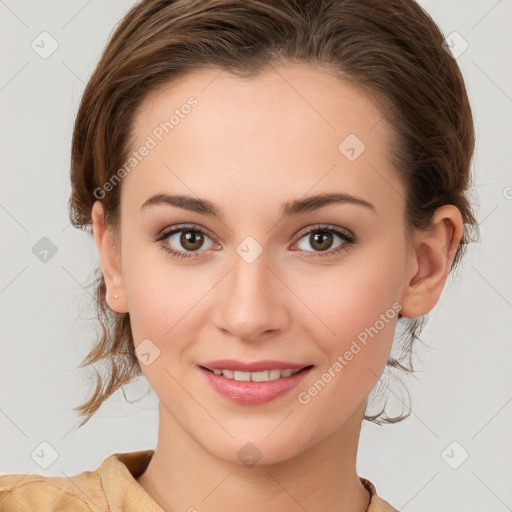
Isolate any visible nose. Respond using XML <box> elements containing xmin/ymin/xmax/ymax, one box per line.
<box><xmin>212</xmin><ymin>250</ymin><xmax>290</xmax><ymax>342</ymax></box>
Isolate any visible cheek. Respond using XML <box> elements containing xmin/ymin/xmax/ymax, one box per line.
<box><xmin>121</xmin><ymin>253</ymin><xmax>201</xmax><ymax>393</ymax></box>
<box><xmin>293</xmin><ymin>242</ymin><xmax>405</xmax><ymax>341</ymax></box>
<box><xmin>290</xmin><ymin>235</ymin><xmax>406</xmax><ymax>409</ymax></box>
<box><xmin>120</xmin><ymin>235</ymin><xmax>211</xmax><ymax>350</ymax></box>
<box><xmin>294</xmin><ymin>262</ymin><xmax>402</xmax><ymax>423</ymax></box>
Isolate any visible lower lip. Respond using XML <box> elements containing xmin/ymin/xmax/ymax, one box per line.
<box><xmin>199</xmin><ymin>366</ymin><xmax>313</xmax><ymax>405</ymax></box>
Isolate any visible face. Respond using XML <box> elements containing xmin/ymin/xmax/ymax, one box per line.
<box><xmin>96</xmin><ymin>63</ymin><xmax>420</xmax><ymax>465</ymax></box>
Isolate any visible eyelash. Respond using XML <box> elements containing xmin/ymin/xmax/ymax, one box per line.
<box><xmin>154</xmin><ymin>223</ymin><xmax>357</xmax><ymax>260</ymax></box>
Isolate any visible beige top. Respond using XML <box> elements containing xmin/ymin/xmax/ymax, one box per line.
<box><xmin>0</xmin><ymin>449</ymin><xmax>398</xmax><ymax>511</ymax></box>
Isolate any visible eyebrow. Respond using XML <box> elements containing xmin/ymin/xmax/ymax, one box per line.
<box><xmin>140</xmin><ymin>192</ymin><xmax>376</xmax><ymax>218</ymax></box>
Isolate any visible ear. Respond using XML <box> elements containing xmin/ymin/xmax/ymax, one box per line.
<box><xmin>91</xmin><ymin>201</ymin><xmax>128</xmax><ymax>313</ymax></box>
<box><xmin>400</xmin><ymin>205</ymin><xmax>463</xmax><ymax>319</ymax></box>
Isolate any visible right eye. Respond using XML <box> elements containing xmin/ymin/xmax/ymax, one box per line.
<box><xmin>155</xmin><ymin>224</ymin><xmax>218</xmax><ymax>260</ymax></box>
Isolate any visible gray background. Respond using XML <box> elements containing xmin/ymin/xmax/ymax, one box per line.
<box><xmin>1</xmin><ymin>1</ymin><xmax>511</xmax><ymax>510</ymax></box>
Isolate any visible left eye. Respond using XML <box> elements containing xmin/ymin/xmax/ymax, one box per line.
<box><xmin>294</xmin><ymin>225</ymin><xmax>354</xmax><ymax>254</ymax></box>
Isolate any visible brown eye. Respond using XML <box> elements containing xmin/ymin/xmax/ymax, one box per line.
<box><xmin>157</xmin><ymin>225</ymin><xmax>216</xmax><ymax>259</ymax></box>
<box><xmin>179</xmin><ymin>230</ymin><xmax>205</xmax><ymax>251</ymax></box>
<box><xmin>309</xmin><ymin>231</ymin><xmax>334</xmax><ymax>251</ymax></box>
<box><xmin>294</xmin><ymin>225</ymin><xmax>355</xmax><ymax>257</ymax></box>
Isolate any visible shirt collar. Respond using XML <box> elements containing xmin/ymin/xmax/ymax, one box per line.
<box><xmin>100</xmin><ymin>450</ymin><xmax>396</xmax><ymax>512</ymax></box>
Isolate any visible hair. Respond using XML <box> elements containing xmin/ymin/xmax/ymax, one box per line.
<box><xmin>69</xmin><ymin>0</ymin><xmax>479</xmax><ymax>427</ymax></box>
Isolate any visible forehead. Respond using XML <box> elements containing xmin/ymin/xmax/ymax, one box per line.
<box><xmin>123</xmin><ymin>63</ymin><xmax>404</xmax><ymax>219</ymax></box>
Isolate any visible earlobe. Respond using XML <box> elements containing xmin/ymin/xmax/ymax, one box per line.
<box><xmin>91</xmin><ymin>201</ymin><xmax>128</xmax><ymax>313</ymax></box>
<box><xmin>400</xmin><ymin>205</ymin><xmax>463</xmax><ymax>319</ymax></box>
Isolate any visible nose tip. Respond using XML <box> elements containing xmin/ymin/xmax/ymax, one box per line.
<box><xmin>212</xmin><ymin>258</ymin><xmax>290</xmax><ymax>342</ymax></box>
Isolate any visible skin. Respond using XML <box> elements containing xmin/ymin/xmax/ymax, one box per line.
<box><xmin>92</xmin><ymin>63</ymin><xmax>463</xmax><ymax>512</ymax></box>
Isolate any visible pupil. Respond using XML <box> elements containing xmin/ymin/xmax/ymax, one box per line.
<box><xmin>182</xmin><ymin>230</ymin><xmax>203</xmax><ymax>250</ymax></box>
<box><xmin>312</xmin><ymin>231</ymin><xmax>332</xmax><ymax>251</ymax></box>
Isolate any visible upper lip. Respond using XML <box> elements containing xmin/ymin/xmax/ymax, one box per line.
<box><xmin>199</xmin><ymin>359</ymin><xmax>312</xmax><ymax>372</ymax></box>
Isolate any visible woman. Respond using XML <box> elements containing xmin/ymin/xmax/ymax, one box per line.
<box><xmin>0</xmin><ymin>0</ymin><xmax>478</xmax><ymax>510</ymax></box>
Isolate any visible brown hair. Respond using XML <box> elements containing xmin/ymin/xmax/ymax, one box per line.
<box><xmin>69</xmin><ymin>0</ymin><xmax>479</xmax><ymax>427</ymax></box>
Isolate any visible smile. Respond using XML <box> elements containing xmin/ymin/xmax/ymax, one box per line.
<box><xmin>198</xmin><ymin>362</ymin><xmax>314</xmax><ymax>405</ymax></box>
<box><xmin>203</xmin><ymin>367</ymin><xmax>308</xmax><ymax>381</ymax></box>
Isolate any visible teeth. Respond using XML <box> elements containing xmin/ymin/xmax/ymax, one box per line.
<box><xmin>211</xmin><ymin>368</ymin><xmax>302</xmax><ymax>381</ymax></box>
<box><xmin>233</xmin><ymin>370</ymin><xmax>251</xmax><ymax>381</ymax></box>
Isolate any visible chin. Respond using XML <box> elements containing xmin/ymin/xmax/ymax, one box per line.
<box><xmin>200</xmin><ymin>433</ymin><xmax>308</xmax><ymax>468</ymax></box>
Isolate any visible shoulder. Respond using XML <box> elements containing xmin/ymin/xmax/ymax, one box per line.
<box><xmin>0</xmin><ymin>470</ymin><xmax>104</xmax><ymax>511</ymax></box>
<box><xmin>360</xmin><ymin>476</ymin><xmax>399</xmax><ymax>512</ymax></box>
<box><xmin>0</xmin><ymin>449</ymin><xmax>156</xmax><ymax>512</ymax></box>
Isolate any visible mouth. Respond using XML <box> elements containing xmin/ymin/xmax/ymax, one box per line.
<box><xmin>200</xmin><ymin>364</ymin><xmax>313</xmax><ymax>382</ymax></box>
<box><xmin>199</xmin><ymin>365</ymin><xmax>314</xmax><ymax>382</ymax></box>
<box><xmin>198</xmin><ymin>361</ymin><xmax>315</xmax><ymax>405</ymax></box>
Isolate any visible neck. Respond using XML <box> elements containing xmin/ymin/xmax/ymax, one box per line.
<box><xmin>137</xmin><ymin>401</ymin><xmax>371</xmax><ymax>512</ymax></box>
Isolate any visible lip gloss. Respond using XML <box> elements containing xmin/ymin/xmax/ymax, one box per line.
<box><xmin>199</xmin><ymin>366</ymin><xmax>313</xmax><ymax>405</ymax></box>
